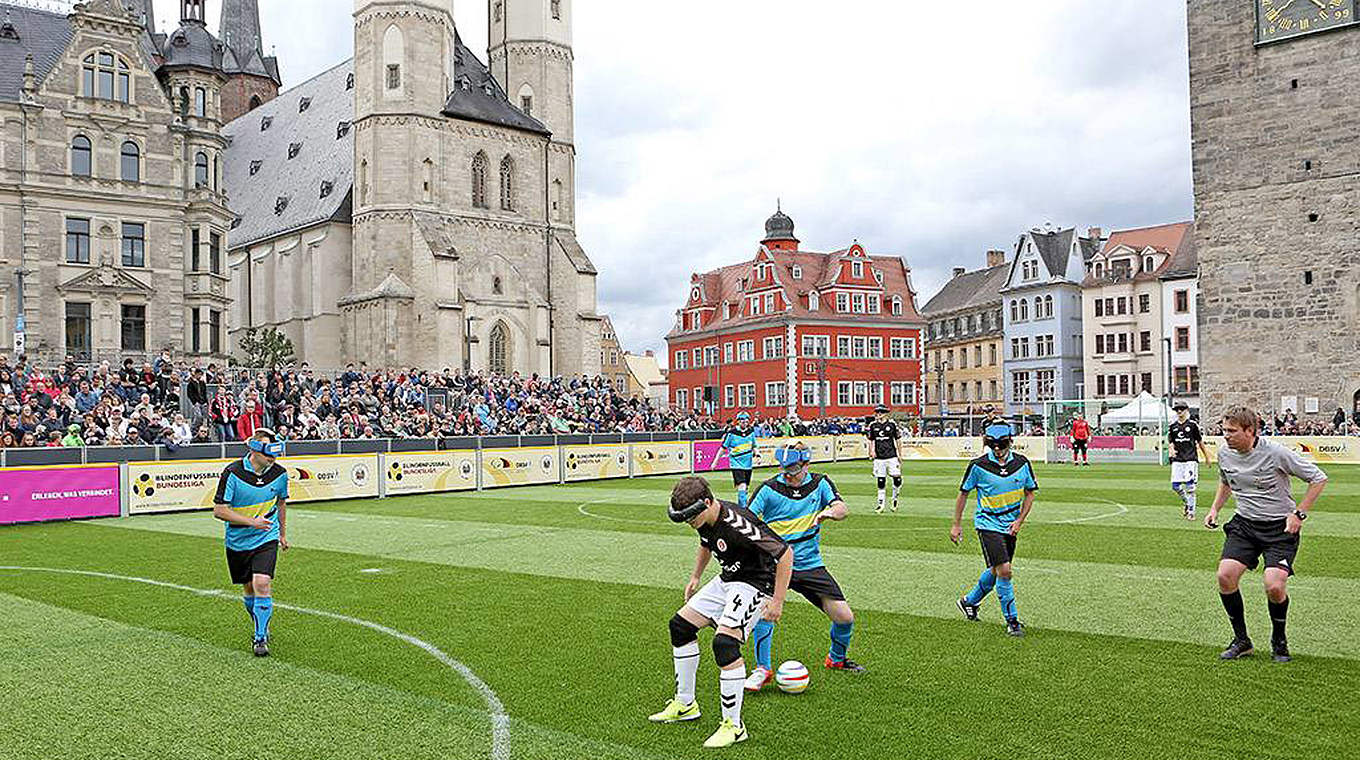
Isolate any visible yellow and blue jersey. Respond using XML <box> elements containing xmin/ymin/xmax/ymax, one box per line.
<box><xmin>214</xmin><ymin>456</ymin><xmax>289</xmax><ymax>551</ymax></box>
<box><xmin>959</xmin><ymin>451</ymin><xmax>1038</xmax><ymax>533</ymax></box>
<box><xmin>722</xmin><ymin>428</ymin><xmax>757</xmax><ymax>470</ymax></box>
<box><xmin>748</xmin><ymin>472</ymin><xmax>841</xmax><ymax>571</ymax></box>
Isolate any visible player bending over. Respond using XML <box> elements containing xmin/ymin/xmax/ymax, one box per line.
<box><xmin>866</xmin><ymin>404</ymin><xmax>902</xmax><ymax>513</ymax></box>
<box><xmin>1167</xmin><ymin>401</ymin><xmax>1210</xmax><ymax>520</ymax></box>
<box><xmin>744</xmin><ymin>441</ymin><xmax>863</xmax><ymax>693</ymax></box>
<box><xmin>951</xmin><ymin>423</ymin><xmax>1038</xmax><ymax>637</ymax></box>
<box><xmin>649</xmin><ymin>476</ymin><xmax>792</xmax><ymax>748</ymax></box>
<box><xmin>720</xmin><ymin>412</ymin><xmax>757</xmax><ymax>508</ymax></box>
<box><xmin>212</xmin><ymin>428</ymin><xmax>290</xmax><ymax>656</ymax></box>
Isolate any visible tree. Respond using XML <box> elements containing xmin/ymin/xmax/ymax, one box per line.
<box><xmin>237</xmin><ymin>327</ymin><xmax>295</xmax><ymax>370</ymax></box>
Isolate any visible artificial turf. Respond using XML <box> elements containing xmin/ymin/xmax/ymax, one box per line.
<box><xmin>2</xmin><ymin>460</ymin><xmax>1356</xmax><ymax>759</ymax></box>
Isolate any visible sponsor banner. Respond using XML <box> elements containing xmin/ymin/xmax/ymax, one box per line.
<box><xmin>385</xmin><ymin>451</ymin><xmax>479</xmax><ymax>494</ymax></box>
<box><xmin>563</xmin><ymin>444</ymin><xmax>631</xmax><ymax>482</ymax></box>
<box><xmin>1055</xmin><ymin>435</ymin><xmax>1136</xmax><ymax>451</ymax></box>
<box><xmin>631</xmin><ymin>442</ymin><xmax>692</xmax><ymax>476</ymax></box>
<box><xmin>1269</xmin><ymin>436</ymin><xmax>1360</xmax><ymax>464</ymax></box>
<box><xmin>692</xmin><ymin>441</ymin><xmax>731</xmax><ymax>472</ymax></box>
<box><xmin>900</xmin><ymin>437</ymin><xmax>1046</xmax><ymax>461</ymax></box>
<box><xmin>834</xmin><ymin>436</ymin><xmax>871</xmax><ymax>461</ymax></box>
<box><xmin>754</xmin><ymin>437</ymin><xmax>794</xmax><ymax>468</ymax></box>
<box><xmin>0</xmin><ymin>465</ymin><xmax>120</xmax><ymax>525</ymax></box>
<box><xmin>805</xmin><ymin>436</ymin><xmax>836</xmax><ymax>463</ymax></box>
<box><xmin>481</xmin><ymin>447</ymin><xmax>561</xmax><ymax>488</ymax></box>
<box><xmin>130</xmin><ymin>455</ymin><xmax>379</xmax><ymax>514</ymax></box>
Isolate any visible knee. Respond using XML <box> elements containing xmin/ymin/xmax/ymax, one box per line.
<box><xmin>251</xmin><ymin>575</ymin><xmax>272</xmax><ymax>596</ymax></box>
<box><xmin>995</xmin><ymin>564</ymin><xmax>1013</xmax><ymax>581</ymax></box>
<box><xmin>891</xmin><ymin>476</ymin><xmax>902</xmax><ymax>487</ymax></box>
<box><xmin>669</xmin><ymin>614</ymin><xmax>699</xmax><ymax>647</ymax></box>
<box><xmin>1265</xmin><ymin>579</ymin><xmax>1289</xmax><ymax>602</ymax></box>
<box><xmin>876</xmin><ymin>477</ymin><xmax>886</xmax><ymax>489</ymax></box>
<box><xmin>832</xmin><ymin>606</ymin><xmax>854</xmax><ymax>626</ymax></box>
<box><xmin>713</xmin><ymin>633</ymin><xmax>743</xmax><ymax>668</ymax></box>
<box><xmin>1216</xmin><ymin>568</ymin><xmax>1238</xmax><ymax>591</ymax></box>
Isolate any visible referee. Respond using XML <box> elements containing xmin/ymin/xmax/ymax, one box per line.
<box><xmin>1205</xmin><ymin>407</ymin><xmax>1327</xmax><ymax>662</ymax></box>
<box><xmin>213</xmin><ymin>428</ymin><xmax>290</xmax><ymax>656</ymax></box>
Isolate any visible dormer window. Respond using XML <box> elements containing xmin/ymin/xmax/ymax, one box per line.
<box><xmin>82</xmin><ymin>52</ymin><xmax>131</xmax><ymax>103</ymax></box>
<box><xmin>852</xmin><ymin>260</ymin><xmax>863</xmax><ymax>278</ymax></box>
<box><xmin>299</xmin><ymin>97</ymin><xmax>312</xmax><ymax>113</ymax></box>
<box><xmin>874</xmin><ymin>270</ymin><xmax>884</xmax><ymax>285</ymax></box>
<box><xmin>891</xmin><ymin>296</ymin><xmax>903</xmax><ymax>316</ymax></box>
<box><xmin>320</xmin><ymin>180</ymin><xmax>333</xmax><ymax>199</ymax></box>
<box><xmin>1094</xmin><ymin>262</ymin><xmax>1104</xmax><ymax>278</ymax></box>
<box><xmin>1022</xmin><ymin>259</ymin><xmax>1039</xmax><ymax>280</ymax></box>
<box><xmin>0</xmin><ymin>21</ymin><xmax>19</xmax><ymax>40</ymax></box>
<box><xmin>808</xmin><ymin>291</ymin><xmax>819</xmax><ymax>311</ymax></box>
<box><xmin>722</xmin><ymin>303</ymin><xmax>732</xmax><ymax>320</ymax></box>
<box><xmin>287</xmin><ymin>142</ymin><xmax>302</xmax><ymax>160</ymax></box>
<box><xmin>230</xmin><ymin>216</ymin><xmax>242</xmax><ymax>230</ymax></box>
<box><xmin>791</xmin><ymin>265</ymin><xmax>802</xmax><ymax>279</ymax></box>
<box><xmin>249</xmin><ymin>160</ymin><xmax>262</xmax><ymax>176</ymax></box>
<box><xmin>274</xmin><ymin>196</ymin><xmax>289</xmax><ymax>215</ymax></box>
<box><xmin>346</xmin><ymin>73</ymin><xmax>355</xmax><ymax>90</ymax></box>
<box><xmin>459</xmin><ymin>76</ymin><xmax>470</xmax><ymax>91</ymax></box>
<box><xmin>1143</xmin><ymin>256</ymin><xmax>1154</xmax><ymax>273</ymax></box>
<box><xmin>260</xmin><ymin>116</ymin><xmax>272</xmax><ymax>131</ymax></box>
<box><xmin>337</xmin><ymin>121</ymin><xmax>351</xmax><ymax>139</ymax></box>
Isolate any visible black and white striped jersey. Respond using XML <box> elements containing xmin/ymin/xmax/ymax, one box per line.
<box><xmin>696</xmin><ymin>501</ymin><xmax>788</xmax><ymax>594</ymax></box>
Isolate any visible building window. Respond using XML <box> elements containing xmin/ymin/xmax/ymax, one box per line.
<box><xmin>494</xmin><ymin>1</ymin><xmax>503</xmax><ymax>21</ymax></box>
<box><xmin>1176</xmin><ymin>326</ymin><xmax>1190</xmax><ymax>351</ymax></box>
<box><xmin>673</xmin><ymin>351</ymin><xmax>687</xmax><ymax>370</ymax></box>
<box><xmin>837</xmin><ymin>381</ymin><xmax>852</xmax><ymax>407</ymax></box>
<box><xmin>551</xmin><ymin>0</ymin><xmax>561</xmax><ymax>19</ymax></box>
<box><xmin>1141</xmin><ymin>372</ymin><xmax>1153</xmax><ymax>393</ymax></box>
<box><xmin>852</xmin><ymin>260</ymin><xmax>863</xmax><ymax>278</ymax></box>
<box><xmin>890</xmin><ymin>337</ymin><xmax>916</xmax><ymax>359</ymax></box>
<box><xmin>71</xmin><ymin>135</ymin><xmax>92</xmax><ymax>177</ymax></box>
<box><xmin>1175</xmin><ymin>289</ymin><xmax>1189</xmax><ymax>313</ymax></box>
<box><xmin>891</xmin><ymin>296</ymin><xmax>902</xmax><ymax>315</ymax></box>
<box><xmin>520</xmin><ymin>95</ymin><xmax>533</xmax><ymax>116</ymax></box>
<box><xmin>801</xmin><ymin>335</ymin><xmax>829</xmax><ymax>357</ymax></box>
<box><xmin>471</xmin><ymin>151</ymin><xmax>489</xmax><ymax>208</ymax></box>
<box><xmin>737</xmin><ymin>340</ymin><xmax>754</xmax><ymax>362</ymax></box>
<box><xmin>765</xmin><ymin>382</ymin><xmax>787</xmax><ymax>407</ymax></box>
<box><xmin>763</xmin><ymin>292</ymin><xmax>775</xmax><ymax>314</ymax></box>
<box><xmin>868</xmin><ymin>382</ymin><xmax>884</xmax><ymax>406</ymax></box>
<box><xmin>1139</xmin><ymin>331</ymin><xmax>1151</xmax><ymax>353</ymax></box>
<box><xmin>867</xmin><ymin>295</ymin><xmax>881</xmax><ymax>314</ymax></box>
<box><xmin>203</xmin><ymin>309</ymin><xmax>217</xmax><ymax>360</ymax></box>
<box><xmin>989</xmin><ymin>343</ymin><xmax>997</xmax><ymax>365</ymax></box>
<box><xmin>191</xmin><ymin>307</ymin><xmax>202</xmax><ymax>353</ymax></box>
<box><xmin>890</xmin><ymin>381</ymin><xmax>916</xmax><ymax>406</ymax></box>
<box><xmin>83</xmin><ymin>52</ymin><xmax>130</xmax><ymax>102</ymax></box>
<box><xmin>1012</xmin><ymin>371</ymin><xmax>1031</xmax><ymax>403</ymax></box>
<box><xmin>1116</xmin><ymin>297</ymin><xmax>1127</xmax><ymax>315</ymax></box>
<box><xmin>808</xmin><ymin>291</ymin><xmax>819</xmax><ymax>311</ymax></box>
<box><xmin>499</xmin><ymin>155</ymin><xmax>515</xmax><ymax>211</ymax></box>
<box><xmin>190</xmin><ymin>228</ymin><xmax>201</xmax><ymax>271</ymax></box>
<box><xmin>1138</xmin><ymin>294</ymin><xmax>1150</xmax><ymax>313</ymax></box>
<box><xmin>676</xmin><ymin>388</ymin><xmax>688</xmax><ymax>409</ymax></box>
<box><xmin>489</xmin><ymin>321</ymin><xmax>511</xmax><ymax>373</ymax></box>
<box><xmin>65</xmin><ymin>218</ymin><xmax>91</xmax><ymax>264</ymax></box>
<box><xmin>1144</xmin><ymin>256</ymin><xmax>1155</xmax><ymax>273</ymax></box>
<box><xmin>1095</xmin><ymin>334</ymin><xmax>1105</xmax><ymax>355</ymax></box>
<box><xmin>120</xmin><ymin>141</ymin><xmax>140</xmax><ymax>182</ymax></box>
<box><xmin>1174</xmin><ymin>366</ymin><xmax>1200</xmax><ymax>394</ymax></box>
<box><xmin>852</xmin><ymin>293</ymin><xmax>866</xmax><ymax>313</ymax></box>
<box><xmin>121</xmin><ymin>222</ymin><xmax>145</xmax><ymax>267</ymax></box>
<box><xmin>1036</xmin><ymin>369</ymin><xmax>1055</xmax><ymax>402</ymax></box>
<box><xmin>704</xmin><ymin>346</ymin><xmax>719</xmax><ymax>366</ymax></box>
<box><xmin>724</xmin><ymin>385</ymin><xmax>734</xmax><ymax>408</ymax></box>
<box><xmin>121</xmin><ymin>304</ymin><xmax>146</xmax><ymax>351</ymax></box>
<box><xmin>194</xmin><ymin>87</ymin><xmax>207</xmax><ymax>117</ymax></box>
<box><xmin>738</xmin><ymin>384</ymin><xmax>756</xmax><ymax>408</ymax></box>
<box><xmin>209</xmin><ymin>232</ymin><xmax>222</xmax><ymax>274</ymax></box>
<box><xmin>194</xmin><ymin>152</ymin><xmax>210</xmax><ymax>189</ymax></box>
<box><xmin>1095</xmin><ymin>298</ymin><xmax>1104</xmax><ymax>317</ymax></box>
<box><xmin>762</xmin><ymin>336</ymin><xmax>784</xmax><ymax>358</ymax></box>
<box><xmin>836</xmin><ymin>293</ymin><xmax>848</xmax><ymax>313</ymax></box>
<box><xmin>387</xmin><ymin>64</ymin><xmax>402</xmax><ymax>90</ymax></box>
<box><xmin>65</xmin><ymin>302</ymin><xmax>92</xmax><ymax>360</ymax></box>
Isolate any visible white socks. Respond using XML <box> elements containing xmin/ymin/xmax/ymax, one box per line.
<box><xmin>673</xmin><ymin>642</ymin><xmax>700</xmax><ymax>704</ymax></box>
<box><xmin>719</xmin><ymin>667</ymin><xmax>746</xmax><ymax>726</ymax></box>
<box><xmin>876</xmin><ymin>489</ymin><xmax>885</xmax><ymax>508</ymax></box>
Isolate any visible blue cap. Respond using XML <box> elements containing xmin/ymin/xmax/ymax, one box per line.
<box><xmin>736</xmin><ymin>412</ymin><xmax>750</xmax><ymax>421</ymax></box>
<box><xmin>774</xmin><ymin>445</ymin><xmax>811</xmax><ymax>467</ymax></box>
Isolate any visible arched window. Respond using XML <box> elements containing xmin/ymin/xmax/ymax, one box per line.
<box><xmin>1033</xmin><ymin>296</ymin><xmax>1042</xmax><ymax>318</ymax></box>
<box><xmin>471</xmin><ymin>151</ymin><xmax>488</xmax><ymax>208</ymax></box>
<box><xmin>248</xmin><ymin>94</ymin><xmax>262</xmax><ymax>111</ymax></box>
<box><xmin>178</xmin><ymin>86</ymin><xmax>190</xmax><ymax>116</ymax></box>
<box><xmin>1043</xmin><ymin>295</ymin><xmax>1053</xmax><ymax>318</ymax></box>
<box><xmin>120</xmin><ymin>141</ymin><xmax>140</xmax><ymax>182</ymax></box>
<box><xmin>1019</xmin><ymin>299</ymin><xmax>1029</xmax><ymax>321</ymax></box>
<box><xmin>194</xmin><ymin>151</ymin><xmax>209</xmax><ymax>189</ymax></box>
<box><xmin>489</xmin><ymin>321</ymin><xmax>510</xmax><ymax>374</ymax></box>
<box><xmin>82</xmin><ymin>52</ymin><xmax>130</xmax><ymax>102</ymax></box>
<box><xmin>1094</xmin><ymin>262</ymin><xmax>1104</xmax><ymax>278</ymax></box>
<box><xmin>383</xmin><ymin>24</ymin><xmax>404</xmax><ymax>95</ymax></box>
<box><xmin>499</xmin><ymin>155</ymin><xmax>515</xmax><ymax>211</ymax></box>
<box><xmin>194</xmin><ymin>87</ymin><xmax>207</xmax><ymax>117</ymax></box>
<box><xmin>492</xmin><ymin>276</ymin><xmax>503</xmax><ymax>294</ymax></box>
<box><xmin>71</xmin><ymin>135</ymin><xmax>92</xmax><ymax>177</ymax></box>
<box><xmin>518</xmin><ymin>83</ymin><xmax>534</xmax><ymax>117</ymax></box>
<box><xmin>1009</xmin><ymin>300</ymin><xmax>1018</xmax><ymax>322</ymax></box>
<box><xmin>892</xmin><ymin>295</ymin><xmax>903</xmax><ymax>316</ymax></box>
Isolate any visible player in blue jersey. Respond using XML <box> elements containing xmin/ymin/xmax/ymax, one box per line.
<box><xmin>213</xmin><ymin>428</ymin><xmax>290</xmax><ymax>656</ymax></box>
<box><xmin>743</xmin><ymin>441</ymin><xmax>863</xmax><ymax>692</ymax></box>
<box><xmin>950</xmin><ymin>423</ymin><xmax>1038</xmax><ymax>637</ymax></box>
<box><xmin>720</xmin><ymin>412</ymin><xmax>758</xmax><ymax>508</ymax></box>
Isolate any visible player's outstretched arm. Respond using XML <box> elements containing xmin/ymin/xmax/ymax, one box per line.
<box><xmin>1204</xmin><ymin>482</ymin><xmax>1232</xmax><ymax>529</ymax></box>
<box><xmin>685</xmin><ymin>546</ymin><xmax>712</xmax><ymax>600</ymax></box>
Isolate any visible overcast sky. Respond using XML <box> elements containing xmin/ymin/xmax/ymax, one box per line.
<box><xmin>152</xmin><ymin>0</ymin><xmax>1193</xmax><ymax>364</ymax></box>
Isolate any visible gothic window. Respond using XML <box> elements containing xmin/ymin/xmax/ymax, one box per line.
<box><xmin>471</xmin><ymin>151</ymin><xmax>488</xmax><ymax>208</ymax></box>
<box><xmin>194</xmin><ymin>152</ymin><xmax>209</xmax><ymax>188</ymax></box>
<box><xmin>120</xmin><ymin>141</ymin><xmax>140</xmax><ymax>182</ymax></box>
<box><xmin>83</xmin><ymin>52</ymin><xmax>130</xmax><ymax>102</ymax></box>
<box><xmin>493</xmin><ymin>276</ymin><xmax>503</xmax><ymax>294</ymax></box>
<box><xmin>518</xmin><ymin>84</ymin><xmax>534</xmax><ymax>117</ymax></box>
<box><xmin>499</xmin><ymin>155</ymin><xmax>515</xmax><ymax>211</ymax></box>
<box><xmin>489</xmin><ymin>321</ymin><xmax>510</xmax><ymax>374</ymax></box>
<box><xmin>383</xmin><ymin>24</ymin><xmax>404</xmax><ymax>95</ymax></box>
<box><xmin>71</xmin><ymin>135</ymin><xmax>92</xmax><ymax>177</ymax></box>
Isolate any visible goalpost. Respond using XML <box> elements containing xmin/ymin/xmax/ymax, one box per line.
<box><xmin>1041</xmin><ymin>398</ymin><xmax>1169</xmax><ymax>465</ymax></box>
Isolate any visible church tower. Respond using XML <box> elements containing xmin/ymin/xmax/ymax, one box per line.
<box><xmin>219</xmin><ymin>0</ymin><xmax>282</xmax><ymax>121</ymax></box>
<box><xmin>346</xmin><ymin>0</ymin><xmax>457</xmax><ymax>366</ymax></box>
<box><xmin>488</xmin><ymin>0</ymin><xmax>575</xmax><ymax>228</ymax></box>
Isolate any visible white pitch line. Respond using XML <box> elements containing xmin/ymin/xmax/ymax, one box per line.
<box><xmin>1054</xmin><ymin>499</ymin><xmax>1130</xmax><ymax>525</ymax></box>
<box><xmin>576</xmin><ymin>498</ymin><xmax>654</xmax><ymax>525</ymax></box>
<box><xmin>0</xmin><ymin>566</ymin><xmax>510</xmax><ymax>760</ymax></box>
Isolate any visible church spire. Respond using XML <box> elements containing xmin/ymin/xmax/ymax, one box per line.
<box><xmin>220</xmin><ymin>0</ymin><xmax>264</xmax><ymax>54</ymax></box>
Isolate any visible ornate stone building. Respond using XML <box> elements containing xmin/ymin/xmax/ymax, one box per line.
<box><xmin>223</xmin><ymin>0</ymin><xmax>601</xmax><ymax>375</ymax></box>
<box><xmin>1189</xmin><ymin>1</ymin><xmax>1360</xmax><ymax>419</ymax></box>
<box><xmin>0</xmin><ymin>0</ymin><xmax>264</xmax><ymax>363</ymax></box>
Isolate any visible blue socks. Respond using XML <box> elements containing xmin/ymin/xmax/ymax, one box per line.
<box><xmin>829</xmin><ymin>621</ymin><xmax>854</xmax><ymax>663</ymax></box>
<box><xmin>752</xmin><ymin>620</ymin><xmax>775</xmax><ymax>670</ymax></box>
<box><xmin>736</xmin><ymin>485</ymin><xmax>748</xmax><ymax>509</ymax></box>
<box><xmin>253</xmin><ymin>596</ymin><xmax>274</xmax><ymax>641</ymax></box>
<box><xmin>996</xmin><ymin>578</ymin><xmax>1017</xmax><ymax>622</ymax></box>
<box><xmin>243</xmin><ymin>595</ymin><xmax>257</xmax><ymax>626</ymax></box>
<box><xmin>965</xmin><ymin>569</ymin><xmax>996</xmax><ymax>605</ymax></box>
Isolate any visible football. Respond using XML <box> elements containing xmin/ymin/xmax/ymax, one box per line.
<box><xmin>775</xmin><ymin>660</ymin><xmax>809</xmax><ymax>694</ymax></box>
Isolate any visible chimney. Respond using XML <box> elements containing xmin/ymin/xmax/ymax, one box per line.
<box><xmin>986</xmin><ymin>249</ymin><xmax>1005</xmax><ymax>268</ymax></box>
<box><xmin>1087</xmin><ymin>227</ymin><xmax>1103</xmax><ymax>241</ymax></box>
<box><xmin>952</xmin><ymin>266</ymin><xmax>967</xmax><ymax>278</ymax></box>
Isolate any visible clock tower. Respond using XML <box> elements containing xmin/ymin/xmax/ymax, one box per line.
<box><xmin>1188</xmin><ymin>0</ymin><xmax>1360</xmax><ymax>420</ymax></box>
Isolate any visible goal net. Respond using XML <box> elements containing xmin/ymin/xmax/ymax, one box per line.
<box><xmin>1041</xmin><ymin>398</ymin><xmax>1168</xmax><ymax>465</ymax></box>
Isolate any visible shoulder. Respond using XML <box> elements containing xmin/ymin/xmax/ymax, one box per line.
<box><xmin>221</xmin><ymin>459</ymin><xmax>248</xmax><ymax>479</ymax></box>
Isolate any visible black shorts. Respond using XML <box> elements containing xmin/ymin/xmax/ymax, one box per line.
<box><xmin>790</xmin><ymin>566</ymin><xmax>846</xmax><ymax>607</ymax></box>
<box><xmin>977</xmin><ymin>529</ymin><xmax>1017</xmax><ymax>568</ymax></box>
<box><xmin>226</xmin><ymin>540</ymin><xmax>279</xmax><ymax>585</ymax></box>
<box><xmin>1072</xmin><ymin>439</ymin><xmax>1089</xmax><ymax>454</ymax></box>
<box><xmin>731</xmin><ymin>468</ymin><xmax>752</xmax><ymax>487</ymax></box>
<box><xmin>1221</xmin><ymin>516</ymin><xmax>1299</xmax><ymax>575</ymax></box>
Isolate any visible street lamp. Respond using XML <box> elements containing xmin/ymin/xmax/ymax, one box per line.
<box><xmin>935</xmin><ymin>356</ymin><xmax>952</xmax><ymax>417</ymax></box>
<box><xmin>464</xmin><ymin>315</ymin><xmax>481</xmax><ymax>373</ymax></box>
<box><xmin>1163</xmin><ymin>336</ymin><xmax>1173</xmax><ymax>409</ymax></box>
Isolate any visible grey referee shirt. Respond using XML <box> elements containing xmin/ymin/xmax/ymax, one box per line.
<box><xmin>1217</xmin><ymin>438</ymin><xmax>1328</xmax><ymax>520</ymax></box>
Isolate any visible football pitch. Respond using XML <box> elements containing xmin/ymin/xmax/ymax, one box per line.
<box><xmin>3</xmin><ymin>460</ymin><xmax>1358</xmax><ymax>760</ymax></box>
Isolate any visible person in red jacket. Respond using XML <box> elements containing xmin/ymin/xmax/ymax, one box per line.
<box><xmin>211</xmin><ymin>387</ymin><xmax>238</xmax><ymax>442</ymax></box>
<box><xmin>236</xmin><ymin>399</ymin><xmax>265</xmax><ymax>441</ymax></box>
<box><xmin>1069</xmin><ymin>414</ymin><xmax>1091</xmax><ymax>466</ymax></box>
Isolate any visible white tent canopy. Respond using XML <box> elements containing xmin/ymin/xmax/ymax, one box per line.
<box><xmin>1099</xmin><ymin>392</ymin><xmax>1172</xmax><ymax>428</ymax></box>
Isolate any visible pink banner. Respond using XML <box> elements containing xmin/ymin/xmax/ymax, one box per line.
<box><xmin>1055</xmin><ymin>435</ymin><xmax>1135</xmax><ymax>451</ymax></box>
<box><xmin>692</xmin><ymin>441</ymin><xmax>732</xmax><ymax>472</ymax></box>
<box><xmin>0</xmin><ymin>465</ymin><xmax>121</xmax><ymax>525</ymax></box>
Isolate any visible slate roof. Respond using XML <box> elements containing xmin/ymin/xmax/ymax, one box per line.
<box><xmin>159</xmin><ymin>19</ymin><xmax>224</xmax><ymax>73</ymax></box>
<box><xmin>445</xmin><ymin>32</ymin><xmax>549</xmax><ymax>134</ymax></box>
<box><xmin>222</xmin><ymin>60</ymin><xmax>354</xmax><ymax>249</ymax></box>
<box><xmin>219</xmin><ymin>0</ymin><xmax>278</xmax><ymax>82</ymax></box>
<box><xmin>920</xmin><ymin>262</ymin><xmax>1009</xmax><ymax>317</ymax></box>
<box><xmin>1031</xmin><ymin>228</ymin><xmax>1077</xmax><ymax>280</ymax></box>
<box><xmin>0</xmin><ymin>4</ymin><xmax>73</xmax><ymax>103</ymax></box>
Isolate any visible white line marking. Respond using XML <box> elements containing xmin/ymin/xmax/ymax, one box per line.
<box><xmin>576</xmin><ymin>498</ymin><xmax>653</xmax><ymax>525</ymax></box>
<box><xmin>0</xmin><ymin>566</ymin><xmax>510</xmax><ymax>760</ymax></box>
<box><xmin>1054</xmin><ymin>499</ymin><xmax>1130</xmax><ymax>525</ymax></box>
<box><xmin>335</xmin><ymin>516</ymin><xmax>358</xmax><ymax>522</ymax></box>
<box><xmin>358</xmin><ymin>568</ymin><xmax>386</xmax><ymax>574</ymax></box>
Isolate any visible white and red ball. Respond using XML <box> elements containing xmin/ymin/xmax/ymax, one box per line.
<box><xmin>774</xmin><ymin>660</ymin><xmax>810</xmax><ymax>694</ymax></box>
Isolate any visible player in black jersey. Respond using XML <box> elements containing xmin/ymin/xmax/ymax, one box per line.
<box><xmin>649</xmin><ymin>476</ymin><xmax>792</xmax><ymax>749</ymax></box>
<box><xmin>865</xmin><ymin>404</ymin><xmax>902</xmax><ymax>513</ymax></box>
<box><xmin>1168</xmin><ymin>401</ymin><xmax>1210</xmax><ymax>520</ymax></box>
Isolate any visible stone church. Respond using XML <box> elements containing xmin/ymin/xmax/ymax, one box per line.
<box><xmin>0</xmin><ymin>0</ymin><xmax>278</xmax><ymax>364</ymax></box>
<box><xmin>1189</xmin><ymin>1</ymin><xmax>1360</xmax><ymax>420</ymax></box>
<box><xmin>223</xmin><ymin>0</ymin><xmax>601</xmax><ymax>376</ymax></box>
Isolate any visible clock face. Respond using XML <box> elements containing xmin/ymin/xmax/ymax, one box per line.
<box><xmin>1258</xmin><ymin>0</ymin><xmax>1356</xmax><ymax>44</ymax></box>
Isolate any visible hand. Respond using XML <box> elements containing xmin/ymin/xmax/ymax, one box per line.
<box><xmin>762</xmin><ymin>597</ymin><xmax>784</xmax><ymax>623</ymax></box>
<box><xmin>684</xmin><ymin>576</ymin><xmax>701</xmax><ymax>601</ymax></box>
<box><xmin>279</xmin><ymin>536</ymin><xmax>290</xmax><ymax>550</ymax></box>
<box><xmin>949</xmin><ymin>523</ymin><xmax>962</xmax><ymax>545</ymax></box>
<box><xmin>1203</xmin><ymin>511</ymin><xmax>1219</xmax><ymax>530</ymax></box>
<box><xmin>1285</xmin><ymin>513</ymin><xmax>1303</xmax><ymax>534</ymax></box>
<box><xmin>249</xmin><ymin>516</ymin><xmax>272</xmax><ymax>530</ymax></box>
<box><xmin>1008</xmin><ymin>520</ymin><xmax>1023</xmax><ymax>536</ymax></box>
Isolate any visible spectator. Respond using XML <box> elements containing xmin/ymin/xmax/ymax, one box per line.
<box><xmin>236</xmin><ymin>399</ymin><xmax>265</xmax><ymax>440</ymax></box>
<box><xmin>62</xmin><ymin>424</ymin><xmax>85</xmax><ymax>447</ymax></box>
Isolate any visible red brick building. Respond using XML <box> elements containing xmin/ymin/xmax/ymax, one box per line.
<box><xmin>666</xmin><ymin>209</ymin><xmax>924</xmax><ymax>420</ymax></box>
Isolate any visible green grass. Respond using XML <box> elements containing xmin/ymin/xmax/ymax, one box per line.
<box><xmin>2</xmin><ymin>460</ymin><xmax>1357</xmax><ymax>759</ymax></box>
